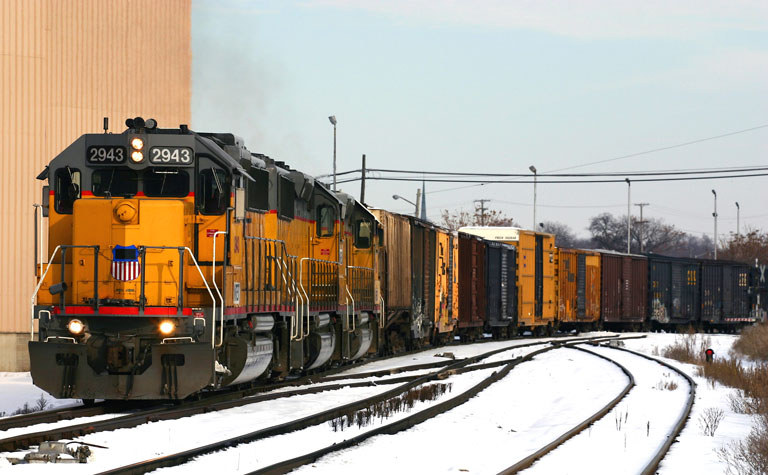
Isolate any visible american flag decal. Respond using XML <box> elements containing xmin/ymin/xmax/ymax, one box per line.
<box><xmin>111</xmin><ymin>245</ymin><xmax>141</xmax><ymax>281</ymax></box>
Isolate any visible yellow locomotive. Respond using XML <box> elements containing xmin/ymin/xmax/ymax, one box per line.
<box><xmin>30</xmin><ymin>118</ymin><xmax>381</xmax><ymax>400</ymax></box>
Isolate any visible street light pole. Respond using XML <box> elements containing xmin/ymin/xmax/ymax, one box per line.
<box><xmin>529</xmin><ymin>165</ymin><xmax>537</xmax><ymax>230</ymax></box>
<box><xmin>735</xmin><ymin>201</ymin><xmax>740</xmax><ymax>236</ymax></box>
<box><xmin>328</xmin><ymin>116</ymin><xmax>337</xmax><ymax>191</ymax></box>
<box><xmin>712</xmin><ymin>189</ymin><xmax>718</xmax><ymax>259</ymax></box>
<box><xmin>625</xmin><ymin>178</ymin><xmax>631</xmax><ymax>253</ymax></box>
<box><xmin>393</xmin><ymin>194</ymin><xmax>418</xmax><ymax>217</ymax></box>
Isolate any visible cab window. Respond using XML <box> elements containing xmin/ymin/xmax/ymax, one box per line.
<box><xmin>144</xmin><ymin>168</ymin><xmax>189</xmax><ymax>197</ymax></box>
<box><xmin>55</xmin><ymin>167</ymin><xmax>81</xmax><ymax>214</ymax></box>
<box><xmin>278</xmin><ymin>175</ymin><xmax>295</xmax><ymax>219</ymax></box>
<box><xmin>198</xmin><ymin>167</ymin><xmax>230</xmax><ymax>215</ymax></box>
<box><xmin>91</xmin><ymin>168</ymin><xmax>138</xmax><ymax>197</ymax></box>
<box><xmin>247</xmin><ymin>168</ymin><xmax>269</xmax><ymax>211</ymax></box>
<box><xmin>355</xmin><ymin>219</ymin><xmax>372</xmax><ymax>248</ymax></box>
<box><xmin>316</xmin><ymin>205</ymin><xmax>335</xmax><ymax>237</ymax></box>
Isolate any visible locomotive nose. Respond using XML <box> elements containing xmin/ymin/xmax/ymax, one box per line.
<box><xmin>114</xmin><ymin>201</ymin><xmax>137</xmax><ymax>223</ymax></box>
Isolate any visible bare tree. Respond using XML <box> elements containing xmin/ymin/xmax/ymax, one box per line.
<box><xmin>719</xmin><ymin>227</ymin><xmax>768</xmax><ymax>264</ymax></box>
<box><xmin>540</xmin><ymin>221</ymin><xmax>579</xmax><ymax>248</ymax></box>
<box><xmin>587</xmin><ymin>212</ymin><xmax>685</xmax><ymax>254</ymax></box>
<box><xmin>440</xmin><ymin>204</ymin><xmax>518</xmax><ymax>231</ymax></box>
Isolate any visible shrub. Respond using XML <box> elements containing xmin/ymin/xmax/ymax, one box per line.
<box><xmin>699</xmin><ymin>407</ymin><xmax>725</xmax><ymax>436</ymax></box>
<box><xmin>733</xmin><ymin>323</ymin><xmax>768</xmax><ymax>362</ymax></box>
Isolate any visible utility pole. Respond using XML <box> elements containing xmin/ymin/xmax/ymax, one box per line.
<box><xmin>735</xmin><ymin>201</ymin><xmax>740</xmax><ymax>236</ymax></box>
<box><xmin>712</xmin><ymin>189</ymin><xmax>718</xmax><ymax>259</ymax></box>
<box><xmin>625</xmin><ymin>178</ymin><xmax>631</xmax><ymax>253</ymax></box>
<box><xmin>475</xmin><ymin>199</ymin><xmax>491</xmax><ymax>226</ymax></box>
<box><xmin>415</xmin><ymin>188</ymin><xmax>422</xmax><ymax>218</ymax></box>
<box><xmin>360</xmin><ymin>154</ymin><xmax>366</xmax><ymax>204</ymax></box>
<box><xmin>634</xmin><ymin>203</ymin><xmax>649</xmax><ymax>253</ymax></box>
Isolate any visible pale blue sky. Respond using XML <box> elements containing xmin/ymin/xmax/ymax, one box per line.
<box><xmin>192</xmin><ymin>1</ymin><xmax>768</xmax><ymax>239</ymax></box>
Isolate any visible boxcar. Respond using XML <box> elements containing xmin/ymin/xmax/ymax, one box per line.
<box><xmin>484</xmin><ymin>240</ymin><xmax>517</xmax><ymax>334</ymax></box>
<box><xmin>647</xmin><ymin>254</ymin><xmax>700</xmax><ymax>327</ymax></box>
<box><xmin>459</xmin><ymin>227</ymin><xmax>556</xmax><ymax>333</ymax></box>
<box><xmin>557</xmin><ymin>248</ymin><xmax>601</xmax><ymax>329</ymax></box>
<box><xmin>458</xmin><ymin>232</ymin><xmax>486</xmax><ymax>337</ymax></box>
<box><xmin>701</xmin><ymin>260</ymin><xmax>752</xmax><ymax>326</ymax></box>
<box><xmin>433</xmin><ymin>227</ymin><xmax>459</xmax><ymax>341</ymax></box>
<box><xmin>600</xmin><ymin>251</ymin><xmax>648</xmax><ymax>328</ymax></box>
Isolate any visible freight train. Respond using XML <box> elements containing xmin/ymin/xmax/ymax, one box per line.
<box><xmin>29</xmin><ymin>118</ymin><xmax>766</xmax><ymax>401</ymax></box>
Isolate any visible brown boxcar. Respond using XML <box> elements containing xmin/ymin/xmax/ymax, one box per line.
<box><xmin>600</xmin><ymin>251</ymin><xmax>647</xmax><ymax>326</ymax></box>
<box><xmin>458</xmin><ymin>232</ymin><xmax>486</xmax><ymax>332</ymax></box>
<box><xmin>557</xmin><ymin>248</ymin><xmax>601</xmax><ymax>327</ymax></box>
<box><xmin>371</xmin><ymin>209</ymin><xmax>456</xmax><ymax>346</ymax></box>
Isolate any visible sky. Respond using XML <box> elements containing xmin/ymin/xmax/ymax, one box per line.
<box><xmin>191</xmin><ymin>0</ymin><xmax>768</xmax><ymax>239</ymax></box>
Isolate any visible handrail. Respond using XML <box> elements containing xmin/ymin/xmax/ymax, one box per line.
<box><xmin>298</xmin><ymin>258</ymin><xmax>314</xmax><ymax>340</ymax></box>
<box><xmin>33</xmin><ymin>204</ymin><xmax>43</xmax><ymax>277</ymax></box>
<box><xmin>30</xmin><ymin>245</ymin><xmax>62</xmax><ymax>340</ymax></box>
<box><xmin>345</xmin><ymin>284</ymin><xmax>355</xmax><ymax>332</ymax></box>
<box><xmin>212</xmin><ymin>231</ymin><xmax>227</xmax><ymax>348</ymax></box>
<box><xmin>182</xmin><ymin>248</ymin><xmax>218</xmax><ymax>349</ymax></box>
<box><xmin>379</xmin><ymin>296</ymin><xmax>385</xmax><ymax>329</ymax></box>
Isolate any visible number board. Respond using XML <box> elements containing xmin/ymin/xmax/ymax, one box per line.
<box><xmin>87</xmin><ymin>146</ymin><xmax>126</xmax><ymax>164</ymax></box>
<box><xmin>149</xmin><ymin>147</ymin><xmax>194</xmax><ymax>166</ymax></box>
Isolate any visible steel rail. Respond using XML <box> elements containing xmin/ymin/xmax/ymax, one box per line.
<box><xmin>251</xmin><ymin>345</ymin><xmax>560</xmax><ymax>474</ymax></box>
<box><xmin>94</xmin><ymin>337</ymin><xmax>611</xmax><ymax>475</ymax></box>
<box><xmin>598</xmin><ymin>344</ymin><xmax>697</xmax><ymax>475</ymax></box>
<box><xmin>498</xmin><ymin>344</ymin><xmax>636</xmax><ymax>474</ymax></box>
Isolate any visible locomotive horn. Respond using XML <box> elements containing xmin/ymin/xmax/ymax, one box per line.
<box><xmin>48</xmin><ymin>282</ymin><xmax>68</xmax><ymax>295</ymax></box>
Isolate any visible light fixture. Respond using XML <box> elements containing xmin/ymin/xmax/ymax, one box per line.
<box><xmin>131</xmin><ymin>151</ymin><xmax>144</xmax><ymax>163</ymax></box>
<box><xmin>159</xmin><ymin>320</ymin><xmax>175</xmax><ymax>335</ymax></box>
<box><xmin>67</xmin><ymin>319</ymin><xmax>84</xmax><ymax>335</ymax></box>
<box><xmin>131</xmin><ymin>137</ymin><xmax>144</xmax><ymax>150</ymax></box>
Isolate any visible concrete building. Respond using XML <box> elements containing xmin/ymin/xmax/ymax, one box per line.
<box><xmin>0</xmin><ymin>0</ymin><xmax>191</xmax><ymax>371</ymax></box>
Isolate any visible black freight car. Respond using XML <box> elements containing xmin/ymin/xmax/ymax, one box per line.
<box><xmin>484</xmin><ymin>240</ymin><xmax>517</xmax><ymax>336</ymax></box>
<box><xmin>647</xmin><ymin>254</ymin><xmax>700</xmax><ymax>328</ymax></box>
<box><xmin>701</xmin><ymin>260</ymin><xmax>752</xmax><ymax>328</ymax></box>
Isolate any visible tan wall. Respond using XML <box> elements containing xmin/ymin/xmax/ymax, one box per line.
<box><xmin>0</xmin><ymin>0</ymin><xmax>191</xmax><ymax>368</ymax></box>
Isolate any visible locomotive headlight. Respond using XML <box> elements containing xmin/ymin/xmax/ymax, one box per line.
<box><xmin>159</xmin><ymin>320</ymin><xmax>176</xmax><ymax>335</ymax></box>
<box><xmin>131</xmin><ymin>151</ymin><xmax>144</xmax><ymax>163</ymax></box>
<box><xmin>131</xmin><ymin>137</ymin><xmax>144</xmax><ymax>150</ymax></box>
<box><xmin>67</xmin><ymin>319</ymin><xmax>85</xmax><ymax>335</ymax></box>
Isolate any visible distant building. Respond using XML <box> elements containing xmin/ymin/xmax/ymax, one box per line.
<box><xmin>0</xmin><ymin>0</ymin><xmax>191</xmax><ymax>371</ymax></box>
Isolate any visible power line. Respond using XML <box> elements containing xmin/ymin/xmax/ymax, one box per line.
<box><xmin>336</xmin><ymin>171</ymin><xmax>768</xmax><ymax>185</ymax></box>
<box><xmin>551</xmin><ymin>123</ymin><xmax>768</xmax><ymax>173</ymax></box>
<box><xmin>367</xmin><ymin>165</ymin><xmax>768</xmax><ymax>178</ymax></box>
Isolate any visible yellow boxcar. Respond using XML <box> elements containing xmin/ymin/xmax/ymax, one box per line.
<box><xmin>434</xmin><ymin>227</ymin><xmax>458</xmax><ymax>340</ymax></box>
<box><xmin>557</xmin><ymin>248</ymin><xmax>601</xmax><ymax>329</ymax></box>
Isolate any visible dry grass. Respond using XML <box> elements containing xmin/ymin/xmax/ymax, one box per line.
<box><xmin>733</xmin><ymin>323</ymin><xmax>768</xmax><ymax>362</ymax></box>
<box><xmin>661</xmin><ymin>331</ymin><xmax>712</xmax><ymax>364</ymax></box>
<box><xmin>328</xmin><ymin>382</ymin><xmax>452</xmax><ymax>432</ymax></box>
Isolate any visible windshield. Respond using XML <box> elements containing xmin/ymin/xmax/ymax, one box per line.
<box><xmin>91</xmin><ymin>168</ymin><xmax>137</xmax><ymax>197</ymax></box>
<box><xmin>144</xmin><ymin>168</ymin><xmax>189</xmax><ymax>197</ymax></box>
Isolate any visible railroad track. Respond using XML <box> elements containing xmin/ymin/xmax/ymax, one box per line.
<box><xmin>90</xmin><ymin>335</ymin><xmax>619</xmax><ymax>474</ymax></box>
<box><xmin>0</xmin><ymin>331</ymin><xmax>580</xmax><ymax>437</ymax></box>
<box><xmin>0</xmin><ymin>334</ymin><xmax>617</xmax><ymax>472</ymax></box>
<box><xmin>500</xmin><ymin>341</ymin><xmax>696</xmax><ymax>474</ymax></box>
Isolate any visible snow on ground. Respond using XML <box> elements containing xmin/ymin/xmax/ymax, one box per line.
<box><xmin>0</xmin><ymin>332</ymin><xmax>755</xmax><ymax>474</ymax></box>
<box><xmin>289</xmin><ymin>347</ymin><xmax>629</xmax><ymax>475</ymax></box>
<box><xmin>0</xmin><ymin>384</ymin><xmax>396</xmax><ymax>473</ymax></box>
<box><xmin>0</xmin><ymin>372</ymin><xmax>80</xmax><ymax>416</ymax></box>
<box><xmin>522</xmin><ymin>345</ymin><xmax>690</xmax><ymax>474</ymax></box>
